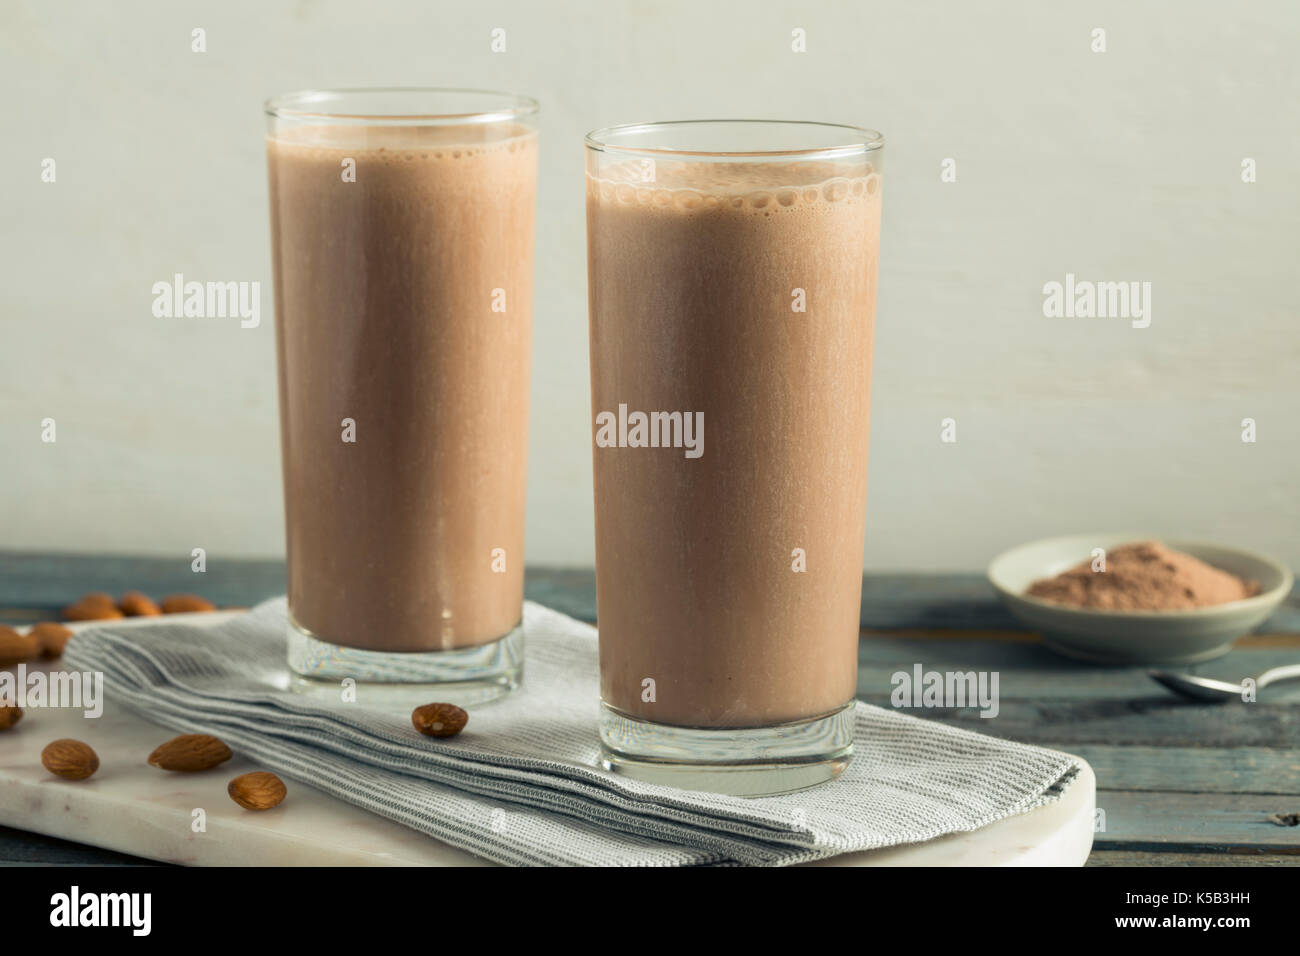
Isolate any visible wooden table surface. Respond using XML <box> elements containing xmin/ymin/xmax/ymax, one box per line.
<box><xmin>2</xmin><ymin>551</ymin><xmax>1298</xmax><ymax>866</ymax></box>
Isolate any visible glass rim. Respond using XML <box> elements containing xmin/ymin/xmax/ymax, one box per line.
<box><xmin>263</xmin><ymin>87</ymin><xmax>539</xmax><ymax>125</ymax></box>
<box><xmin>584</xmin><ymin>119</ymin><xmax>884</xmax><ymax>159</ymax></box>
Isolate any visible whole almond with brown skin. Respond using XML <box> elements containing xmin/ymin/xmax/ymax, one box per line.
<box><xmin>0</xmin><ymin>626</ymin><xmax>41</xmax><ymax>666</ymax></box>
<box><xmin>31</xmin><ymin>622</ymin><xmax>75</xmax><ymax>659</ymax></box>
<box><xmin>63</xmin><ymin>593</ymin><xmax>124</xmax><ymax>622</ymax></box>
<box><xmin>148</xmin><ymin>733</ymin><xmax>233</xmax><ymax>772</ymax></box>
<box><xmin>228</xmin><ymin>771</ymin><xmax>287</xmax><ymax>810</ymax></box>
<box><xmin>0</xmin><ymin>705</ymin><xmax>22</xmax><ymax>731</ymax></box>
<box><xmin>160</xmin><ymin>594</ymin><xmax>216</xmax><ymax>614</ymax></box>
<box><xmin>42</xmin><ymin>739</ymin><xmax>99</xmax><ymax>780</ymax></box>
<box><xmin>119</xmin><ymin>591</ymin><xmax>161</xmax><ymax>617</ymax></box>
<box><xmin>412</xmin><ymin>702</ymin><xmax>469</xmax><ymax>738</ymax></box>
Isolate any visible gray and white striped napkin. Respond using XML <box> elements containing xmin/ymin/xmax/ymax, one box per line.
<box><xmin>64</xmin><ymin>598</ymin><xmax>1081</xmax><ymax>866</ymax></box>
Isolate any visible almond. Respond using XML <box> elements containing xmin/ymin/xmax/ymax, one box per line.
<box><xmin>160</xmin><ymin>594</ymin><xmax>216</xmax><ymax>614</ymax></box>
<box><xmin>0</xmin><ymin>626</ymin><xmax>41</xmax><ymax>666</ymax></box>
<box><xmin>119</xmin><ymin>591</ymin><xmax>161</xmax><ymax>617</ymax></box>
<box><xmin>411</xmin><ymin>702</ymin><xmax>469</xmax><ymax>738</ymax></box>
<box><xmin>0</xmin><ymin>704</ymin><xmax>22</xmax><ymax>731</ymax></box>
<box><xmin>41</xmin><ymin>739</ymin><xmax>99</xmax><ymax>780</ymax></box>
<box><xmin>228</xmin><ymin>771</ymin><xmax>287</xmax><ymax>810</ymax></box>
<box><xmin>31</xmin><ymin>622</ymin><xmax>75</xmax><ymax>659</ymax></box>
<box><xmin>63</xmin><ymin>593</ymin><xmax>125</xmax><ymax>622</ymax></box>
<box><xmin>148</xmin><ymin>733</ymin><xmax>233</xmax><ymax>772</ymax></box>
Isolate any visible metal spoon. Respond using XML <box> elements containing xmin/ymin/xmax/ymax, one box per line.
<box><xmin>1148</xmin><ymin>663</ymin><xmax>1300</xmax><ymax>703</ymax></box>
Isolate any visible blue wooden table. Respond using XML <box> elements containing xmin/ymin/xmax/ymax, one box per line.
<box><xmin>2</xmin><ymin>551</ymin><xmax>1298</xmax><ymax>866</ymax></box>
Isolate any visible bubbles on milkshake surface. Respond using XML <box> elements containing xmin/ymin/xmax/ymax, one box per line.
<box><xmin>823</xmin><ymin>180</ymin><xmax>848</xmax><ymax>202</ymax></box>
<box><xmin>267</xmin><ymin>123</ymin><xmax>537</xmax><ymax>169</ymax></box>
<box><xmin>586</xmin><ymin>158</ymin><xmax>879</xmax><ymax>216</ymax></box>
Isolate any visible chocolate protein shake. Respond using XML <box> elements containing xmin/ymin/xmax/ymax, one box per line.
<box><xmin>587</xmin><ymin>126</ymin><xmax>882</xmax><ymax>735</ymax></box>
<box><xmin>266</xmin><ymin>93</ymin><xmax>537</xmax><ymax>672</ymax></box>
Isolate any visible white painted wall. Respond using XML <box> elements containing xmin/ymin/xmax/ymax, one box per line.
<box><xmin>2</xmin><ymin>0</ymin><xmax>1297</xmax><ymax>571</ymax></box>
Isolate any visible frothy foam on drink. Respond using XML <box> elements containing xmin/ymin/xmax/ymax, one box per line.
<box><xmin>268</xmin><ymin>123</ymin><xmax>537</xmax><ymax>164</ymax></box>
<box><xmin>586</xmin><ymin>159</ymin><xmax>879</xmax><ymax>215</ymax></box>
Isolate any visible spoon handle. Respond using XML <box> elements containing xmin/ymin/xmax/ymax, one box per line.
<box><xmin>1256</xmin><ymin>664</ymin><xmax>1300</xmax><ymax>688</ymax></box>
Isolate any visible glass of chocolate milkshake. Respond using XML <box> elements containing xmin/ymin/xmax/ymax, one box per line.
<box><xmin>265</xmin><ymin>89</ymin><xmax>537</xmax><ymax>702</ymax></box>
<box><xmin>585</xmin><ymin>121</ymin><xmax>883</xmax><ymax>794</ymax></box>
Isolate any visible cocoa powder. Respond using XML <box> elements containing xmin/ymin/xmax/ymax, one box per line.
<box><xmin>1026</xmin><ymin>541</ymin><xmax>1259</xmax><ymax>611</ymax></box>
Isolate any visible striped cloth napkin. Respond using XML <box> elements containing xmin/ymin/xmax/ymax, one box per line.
<box><xmin>64</xmin><ymin>598</ymin><xmax>1082</xmax><ymax>866</ymax></box>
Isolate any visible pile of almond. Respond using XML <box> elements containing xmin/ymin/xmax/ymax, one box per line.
<box><xmin>0</xmin><ymin>591</ymin><xmax>219</xmax><ymax>668</ymax></box>
<box><xmin>3</xmin><ymin>590</ymin><xmax>471</xmax><ymax>821</ymax></box>
<box><xmin>1</xmin><ymin>592</ymin><xmax>287</xmax><ymax>811</ymax></box>
<box><xmin>29</xmin><ymin>731</ymin><xmax>287</xmax><ymax>811</ymax></box>
<box><xmin>63</xmin><ymin>590</ymin><xmax>217</xmax><ymax>623</ymax></box>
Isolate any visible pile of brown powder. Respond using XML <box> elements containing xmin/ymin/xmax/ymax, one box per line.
<box><xmin>1026</xmin><ymin>541</ymin><xmax>1259</xmax><ymax>611</ymax></box>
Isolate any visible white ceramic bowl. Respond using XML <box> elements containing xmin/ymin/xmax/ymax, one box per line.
<box><xmin>987</xmin><ymin>534</ymin><xmax>1294</xmax><ymax>665</ymax></box>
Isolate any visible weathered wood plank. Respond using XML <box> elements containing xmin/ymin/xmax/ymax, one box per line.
<box><xmin>858</xmin><ymin>635</ymin><xmax>1300</xmax><ymax>700</ymax></box>
<box><xmin>1087</xmin><ymin>848</ymin><xmax>1296</xmax><ymax>865</ymax></box>
<box><xmin>1070</xmin><ymin>746</ymin><xmax>1300</xmax><ymax>796</ymax></box>
<box><xmin>4</xmin><ymin>553</ymin><xmax>1294</xmax><ymax>633</ymax></box>
<box><xmin>522</xmin><ymin>568</ymin><xmax>597</xmax><ymax>622</ymax></box>
<box><xmin>856</xmin><ymin>695</ymin><xmax>1300</xmax><ymax>748</ymax></box>
<box><xmin>0</xmin><ymin>825</ymin><xmax>156</xmax><ymax>866</ymax></box>
<box><xmin>1090</xmin><ymin>790</ymin><xmax>1300</xmax><ymax>851</ymax></box>
<box><xmin>853</xmin><ymin>575</ymin><xmax>1300</xmax><ymax>633</ymax></box>
<box><xmin>0</xmin><ymin>551</ymin><xmax>286</xmax><ymax>621</ymax></box>
<box><xmin>863</xmin><ymin>627</ymin><xmax>1300</xmax><ymax>648</ymax></box>
<box><xmin>0</xmin><ymin>554</ymin><xmax>599</xmax><ymax>625</ymax></box>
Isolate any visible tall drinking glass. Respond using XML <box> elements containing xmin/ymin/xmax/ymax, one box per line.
<box><xmin>586</xmin><ymin>120</ymin><xmax>883</xmax><ymax>793</ymax></box>
<box><xmin>266</xmin><ymin>89</ymin><xmax>538</xmax><ymax>702</ymax></box>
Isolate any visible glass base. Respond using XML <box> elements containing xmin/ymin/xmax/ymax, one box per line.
<box><xmin>599</xmin><ymin>702</ymin><xmax>855</xmax><ymax>797</ymax></box>
<box><xmin>286</xmin><ymin>617</ymin><xmax>523</xmax><ymax>708</ymax></box>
